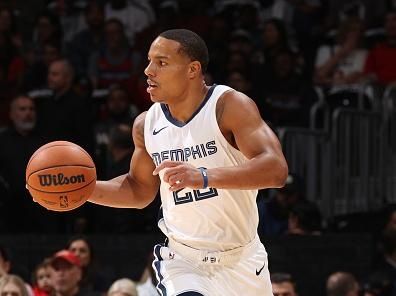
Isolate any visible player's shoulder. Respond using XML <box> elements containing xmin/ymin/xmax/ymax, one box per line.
<box><xmin>217</xmin><ymin>87</ymin><xmax>257</xmax><ymax>115</ymax></box>
<box><xmin>132</xmin><ymin>111</ymin><xmax>147</xmax><ymax>144</ymax></box>
<box><xmin>215</xmin><ymin>87</ymin><xmax>261</xmax><ymax>129</ymax></box>
<box><xmin>134</xmin><ymin>111</ymin><xmax>148</xmax><ymax>126</ymax></box>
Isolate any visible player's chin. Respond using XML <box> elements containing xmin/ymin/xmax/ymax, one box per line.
<box><xmin>149</xmin><ymin>93</ymin><xmax>165</xmax><ymax>103</ymax></box>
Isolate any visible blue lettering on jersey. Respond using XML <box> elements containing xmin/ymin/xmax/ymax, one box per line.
<box><xmin>151</xmin><ymin>140</ymin><xmax>217</xmax><ymax>166</ymax></box>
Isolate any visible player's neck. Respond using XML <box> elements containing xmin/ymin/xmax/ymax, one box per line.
<box><xmin>166</xmin><ymin>82</ymin><xmax>209</xmax><ymax>123</ymax></box>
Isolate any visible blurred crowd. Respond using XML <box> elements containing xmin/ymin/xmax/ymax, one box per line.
<box><xmin>0</xmin><ymin>235</ymin><xmax>158</xmax><ymax>296</ymax></box>
<box><xmin>0</xmin><ymin>0</ymin><xmax>396</xmax><ymax>295</ymax></box>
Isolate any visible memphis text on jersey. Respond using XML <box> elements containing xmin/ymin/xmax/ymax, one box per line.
<box><xmin>151</xmin><ymin>140</ymin><xmax>218</xmax><ymax>166</ymax></box>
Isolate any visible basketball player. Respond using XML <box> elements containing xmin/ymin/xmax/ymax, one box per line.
<box><xmin>89</xmin><ymin>29</ymin><xmax>288</xmax><ymax>295</ymax></box>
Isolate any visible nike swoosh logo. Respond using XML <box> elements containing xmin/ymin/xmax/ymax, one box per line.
<box><xmin>153</xmin><ymin>126</ymin><xmax>168</xmax><ymax>135</ymax></box>
<box><xmin>256</xmin><ymin>262</ymin><xmax>266</xmax><ymax>276</ymax></box>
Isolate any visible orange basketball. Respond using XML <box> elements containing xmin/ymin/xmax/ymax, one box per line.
<box><xmin>26</xmin><ymin>141</ymin><xmax>96</xmax><ymax>211</ymax></box>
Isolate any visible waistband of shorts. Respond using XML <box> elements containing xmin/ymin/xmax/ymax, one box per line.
<box><xmin>167</xmin><ymin>236</ymin><xmax>260</xmax><ymax>265</ymax></box>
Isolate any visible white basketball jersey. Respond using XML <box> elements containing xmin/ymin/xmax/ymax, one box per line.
<box><xmin>144</xmin><ymin>85</ymin><xmax>258</xmax><ymax>251</ymax></box>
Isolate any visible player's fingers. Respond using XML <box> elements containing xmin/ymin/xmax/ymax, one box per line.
<box><xmin>162</xmin><ymin>166</ymin><xmax>182</xmax><ymax>183</ymax></box>
<box><xmin>153</xmin><ymin>160</ymin><xmax>181</xmax><ymax>175</ymax></box>
<box><xmin>168</xmin><ymin>172</ymin><xmax>184</xmax><ymax>186</ymax></box>
<box><xmin>169</xmin><ymin>179</ymin><xmax>185</xmax><ymax>192</ymax></box>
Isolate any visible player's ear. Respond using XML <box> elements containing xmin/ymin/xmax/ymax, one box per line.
<box><xmin>188</xmin><ymin>61</ymin><xmax>201</xmax><ymax>79</ymax></box>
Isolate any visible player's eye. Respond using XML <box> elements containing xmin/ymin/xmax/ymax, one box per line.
<box><xmin>159</xmin><ymin>61</ymin><xmax>167</xmax><ymax>66</ymax></box>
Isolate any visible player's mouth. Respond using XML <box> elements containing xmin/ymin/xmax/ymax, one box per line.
<box><xmin>147</xmin><ymin>80</ymin><xmax>158</xmax><ymax>93</ymax></box>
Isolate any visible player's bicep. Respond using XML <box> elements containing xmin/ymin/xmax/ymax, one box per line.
<box><xmin>222</xmin><ymin>92</ymin><xmax>283</xmax><ymax>159</ymax></box>
<box><xmin>129</xmin><ymin>113</ymin><xmax>160</xmax><ymax>197</ymax></box>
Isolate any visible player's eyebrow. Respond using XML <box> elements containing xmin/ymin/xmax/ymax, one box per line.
<box><xmin>148</xmin><ymin>54</ymin><xmax>170</xmax><ymax>60</ymax></box>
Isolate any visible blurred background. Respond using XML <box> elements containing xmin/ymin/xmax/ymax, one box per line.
<box><xmin>0</xmin><ymin>0</ymin><xmax>396</xmax><ymax>295</ymax></box>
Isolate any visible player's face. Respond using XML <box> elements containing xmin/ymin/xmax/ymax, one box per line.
<box><xmin>144</xmin><ymin>37</ymin><xmax>192</xmax><ymax>103</ymax></box>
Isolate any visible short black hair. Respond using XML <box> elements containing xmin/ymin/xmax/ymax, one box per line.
<box><xmin>271</xmin><ymin>272</ymin><xmax>295</xmax><ymax>285</ymax></box>
<box><xmin>159</xmin><ymin>29</ymin><xmax>209</xmax><ymax>74</ymax></box>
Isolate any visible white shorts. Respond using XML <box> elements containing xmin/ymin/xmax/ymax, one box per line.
<box><xmin>152</xmin><ymin>236</ymin><xmax>273</xmax><ymax>296</ymax></box>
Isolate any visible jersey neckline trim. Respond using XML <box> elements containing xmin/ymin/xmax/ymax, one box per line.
<box><xmin>160</xmin><ymin>84</ymin><xmax>217</xmax><ymax>127</ymax></box>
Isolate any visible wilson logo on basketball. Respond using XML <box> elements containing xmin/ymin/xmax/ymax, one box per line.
<box><xmin>38</xmin><ymin>173</ymin><xmax>85</xmax><ymax>186</ymax></box>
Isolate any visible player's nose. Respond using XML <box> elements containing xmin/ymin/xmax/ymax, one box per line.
<box><xmin>144</xmin><ymin>62</ymin><xmax>155</xmax><ymax>77</ymax></box>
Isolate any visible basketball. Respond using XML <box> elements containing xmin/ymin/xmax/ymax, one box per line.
<box><xmin>25</xmin><ymin>141</ymin><xmax>96</xmax><ymax>211</ymax></box>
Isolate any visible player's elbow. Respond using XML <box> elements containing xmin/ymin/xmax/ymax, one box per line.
<box><xmin>271</xmin><ymin>158</ymin><xmax>289</xmax><ymax>188</ymax></box>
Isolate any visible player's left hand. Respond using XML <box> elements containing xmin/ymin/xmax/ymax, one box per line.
<box><xmin>153</xmin><ymin>160</ymin><xmax>205</xmax><ymax>191</ymax></box>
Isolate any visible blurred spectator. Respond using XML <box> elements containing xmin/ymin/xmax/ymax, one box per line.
<box><xmin>271</xmin><ymin>272</ymin><xmax>298</xmax><ymax>296</ymax></box>
<box><xmin>325</xmin><ymin>0</ymin><xmax>387</xmax><ymax>29</ymax></box>
<box><xmin>68</xmin><ymin>1</ymin><xmax>105</xmax><ymax>78</ymax></box>
<box><xmin>371</xmin><ymin>228</ymin><xmax>396</xmax><ymax>291</ymax></box>
<box><xmin>0</xmin><ymin>274</ymin><xmax>29</xmax><ymax>296</ymax></box>
<box><xmin>104</xmin><ymin>0</ymin><xmax>155</xmax><ymax>46</ymax></box>
<box><xmin>176</xmin><ymin>0</ymin><xmax>211</xmax><ymax>38</ymax></box>
<box><xmin>258</xmin><ymin>48</ymin><xmax>314</xmax><ymax>127</ymax></box>
<box><xmin>228</xmin><ymin>29</ymin><xmax>255</xmax><ymax>56</ymax></box>
<box><xmin>288</xmin><ymin>0</ymin><xmax>323</xmax><ymax>74</ymax></box>
<box><xmin>379</xmin><ymin>204</ymin><xmax>396</xmax><ymax>233</ymax></box>
<box><xmin>0</xmin><ymin>245</ymin><xmax>29</xmax><ymax>289</ymax></box>
<box><xmin>362</xmin><ymin>271</ymin><xmax>393</xmax><ymax>296</ymax></box>
<box><xmin>31</xmin><ymin>258</ymin><xmax>54</xmax><ymax>296</ymax></box>
<box><xmin>67</xmin><ymin>236</ymin><xmax>112</xmax><ymax>295</ymax></box>
<box><xmin>35</xmin><ymin>59</ymin><xmax>94</xmax><ymax>153</ymax></box>
<box><xmin>50</xmin><ymin>250</ymin><xmax>83</xmax><ymax>296</ymax></box>
<box><xmin>205</xmin><ymin>14</ymin><xmax>229</xmax><ymax>80</ymax></box>
<box><xmin>137</xmin><ymin>253</ymin><xmax>158</xmax><ymax>296</ymax></box>
<box><xmin>371</xmin><ymin>204</ymin><xmax>396</xmax><ymax>264</ymax></box>
<box><xmin>266</xmin><ymin>0</ymin><xmax>322</xmax><ymax>75</ymax></box>
<box><xmin>0</xmin><ymin>95</ymin><xmax>60</xmax><ymax>232</ymax></box>
<box><xmin>226</xmin><ymin>70</ymin><xmax>253</xmax><ymax>96</ymax></box>
<box><xmin>288</xmin><ymin>199</ymin><xmax>322</xmax><ymax>235</ymax></box>
<box><xmin>93</xmin><ymin>123</ymin><xmax>157</xmax><ymax>233</ymax></box>
<box><xmin>22</xmin><ymin>39</ymin><xmax>62</xmax><ymax>91</ymax></box>
<box><xmin>258</xmin><ymin>173</ymin><xmax>306</xmax><ymax>236</ymax></box>
<box><xmin>314</xmin><ymin>17</ymin><xmax>367</xmax><ymax>90</ymax></box>
<box><xmin>107</xmin><ymin>124</ymin><xmax>134</xmax><ymax>178</ymax></box>
<box><xmin>0</xmin><ymin>8</ymin><xmax>22</xmax><ymax>50</ymax></box>
<box><xmin>0</xmin><ymin>17</ymin><xmax>25</xmax><ymax>118</ymax></box>
<box><xmin>255</xmin><ymin>18</ymin><xmax>291</xmax><ymax>66</ymax></box>
<box><xmin>224</xmin><ymin>51</ymin><xmax>252</xmax><ymax>84</ymax></box>
<box><xmin>45</xmin><ymin>0</ymin><xmax>88</xmax><ymax>43</ymax></box>
<box><xmin>0</xmin><ymin>246</ymin><xmax>11</xmax><ymax>278</ymax></box>
<box><xmin>364</xmin><ymin>10</ymin><xmax>396</xmax><ymax>87</ymax></box>
<box><xmin>94</xmin><ymin>86</ymin><xmax>138</xmax><ymax>178</ymax></box>
<box><xmin>88</xmin><ymin>19</ymin><xmax>148</xmax><ymax>110</ymax></box>
<box><xmin>326</xmin><ymin>272</ymin><xmax>360</xmax><ymax>296</ymax></box>
<box><xmin>107</xmin><ymin>278</ymin><xmax>138</xmax><ymax>296</ymax></box>
<box><xmin>31</xmin><ymin>11</ymin><xmax>63</xmax><ymax>62</ymax></box>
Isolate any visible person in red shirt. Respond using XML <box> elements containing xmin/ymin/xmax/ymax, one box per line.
<box><xmin>364</xmin><ymin>10</ymin><xmax>396</xmax><ymax>86</ymax></box>
<box><xmin>31</xmin><ymin>258</ymin><xmax>55</xmax><ymax>296</ymax></box>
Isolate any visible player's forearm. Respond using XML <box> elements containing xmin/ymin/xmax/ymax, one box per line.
<box><xmin>89</xmin><ymin>174</ymin><xmax>154</xmax><ymax>209</ymax></box>
<box><xmin>207</xmin><ymin>154</ymin><xmax>288</xmax><ymax>190</ymax></box>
